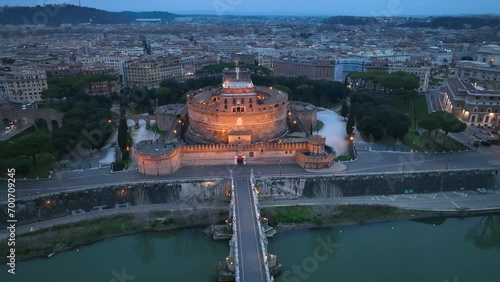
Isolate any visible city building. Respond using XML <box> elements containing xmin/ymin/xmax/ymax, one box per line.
<box><xmin>454</xmin><ymin>60</ymin><xmax>500</xmax><ymax>90</ymax></box>
<box><xmin>333</xmin><ymin>59</ymin><xmax>371</xmax><ymax>82</ymax></box>
<box><xmin>124</xmin><ymin>55</ymin><xmax>216</xmax><ymax>88</ymax></box>
<box><xmin>443</xmin><ymin>77</ymin><xmax>500</xmax><ymax>126</ymax></box>
<box><xmin>0</xmin><ymin>68</ymin><xmax>48</xmax><ymax>103</ymax></box>
<box><xmin>388</xmin><ymin>64</ymin><xmax>431</xmax><ymax>92</ymax></box>
<box><xmin>134</xmin><ymin>68</ymin><xmax>335</xmax><ymax>175</ymax></box>
<box><xmin>476</xmin><ymin>44</ymin><xmax>500</xmax><ymax>66</ymax></box>
<box><xmin>38</xmin><ymin>62</ymin><xmax>84</xmax><ymax>78</ymax></box>
<box><xmin>273</xmin><ymin>58</ymin><xmax>334</xmax><ymax>80</ymax></box>
<box><xmin>365</xmin><ymin>61</ymin><xmax>431</xmax><ymax>92</ymax></box>
<box><xmin>84</xmin><ymin>79</ymin><xmax>120</xmax><ymax>96</ymax></box>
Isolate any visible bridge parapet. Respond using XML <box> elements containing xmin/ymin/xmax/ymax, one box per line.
<box><xmin>250</xmin><ymin>169</ymin><xmax>273</xmax><ymax>282</ymax></box>
<box><xmin>230</xmin><ymin>170</ymin><xmax>241</xmax><ymax>282</ymax></box>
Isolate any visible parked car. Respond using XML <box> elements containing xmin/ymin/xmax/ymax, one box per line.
<box><xmin>476</xmin><ymin>188</ymin><xmax>488</xmax><ymax>194</ymax></box>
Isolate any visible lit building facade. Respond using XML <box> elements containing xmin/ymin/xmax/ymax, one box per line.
<box><xmin>443</xmin><ymin>77</ymin><xmax>500</xmax><ymax>126</ymax></box>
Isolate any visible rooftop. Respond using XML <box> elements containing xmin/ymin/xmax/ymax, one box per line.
<box><xmin>447</xmin><ymin>77</ymin><xmax>500</xmax><ymax>97</ymax></box>
<box><xmin>156</xmin><ymin>104</ymin><xmax>186</xmax><ymax>116</ymax></box>
<box><xmin>136</xmin><ymin>142</ymin><xmax>176</xmax><ymax>155</ymax></box>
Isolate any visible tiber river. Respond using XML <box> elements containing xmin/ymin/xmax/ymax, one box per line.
<box><xmin>1</xmin><ymin>214</ymin><xmax>499</xmax><ymax>282</ymax></box>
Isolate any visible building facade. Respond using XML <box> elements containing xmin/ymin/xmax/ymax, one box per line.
<box><xmin>84</xmin><ymin>80</ymin><xmax>120</xmax><ymax>96</ymax></box>
<box><xmin>0</xmin><ymin>68</ymin><xmax>48</xmax><ymax>103</ymax></box>
<box><xmin>476</xmin><ymin>44</ymin><xmax>500</xmax><ymax>66</ymax></box>
<box><xmin>443</xmin><ymin>77</ymin><xmax>500</xmax><ymax>126</ymax></box>
<box><xmin>454</xmin><ymin>60</ymin><xmax>500</xmax><ymax>90</ymax></box>
<box><xmin>186</xmin><ymin>68</ymin><xmax>289</xmax><ymax>143</ymax></box>
<box><xmin>124</xmin><ymin>55</ymin><xmax>216</xmax><ymax>88</ymax></box>
<box><xmin>334</xmin><ymin>59</ymin><xmax>371</xmax><ymax>82</ymax></box>
<box><xmin>273</xmin><ymin>59</ymin><xmax>334</xmax><ymax>80</ymax></box>
<box><xmin>388</xmin><ymin>64</ymin><xmax>431</xmax><ymax>92</ymax></box>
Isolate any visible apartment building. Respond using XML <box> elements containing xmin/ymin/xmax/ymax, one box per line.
<box><xmin>0</xmin><ymin>68</ymin><xmax>48</xmax><ymax>103</ymax></box>
<box><xmin>388</xmin><ymin>64</ymin><xmax>431</xmax><ymax>92</ymax></box>
<box><xmin>124</xmin><ymin>55</ymin><xmax>215</xmax><ymax>88</ymax></box>
<box><xmin>85</xmin><ymin>80</ymin><xmax>120</xmax><ymax>96</ymax></box>
<box><xmin>365</xmin><ymin>60</ymin><xmax>431</xmax><ymax>92</ymax></box>
<box><xmin>454</xmin><ymin>60</ymin><xmax>500</xmax><ymax>90</ymax></box>
<box><xmin>39</xmin><ymin>62</ymin><xmax>84</xmax><ymax>78</ymax></box>
<box><xmin>273</xmin><ymin>58</ymin><xmax>334</xmax><ymax>80</ymax></box>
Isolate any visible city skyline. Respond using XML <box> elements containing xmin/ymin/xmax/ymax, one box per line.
<box><xmin>2</xmin><ymin>0</ymin><xmax>500</xmax><ymax>16</ymax></box>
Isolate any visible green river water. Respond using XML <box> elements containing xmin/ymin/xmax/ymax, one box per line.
<box><xmin>1</xmin><ymin>214</ymin><xmax>499</xmax><ymax>282</ymax></box>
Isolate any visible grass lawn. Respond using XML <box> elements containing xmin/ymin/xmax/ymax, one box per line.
<box><xmin>3</xmin><ymin>153</ymin><xmax>56</xmax><ymax>179</ymax></box>
<box><xmin>413</xmin><ymin>95</ymin><xmax>429</xmax><ymax>126</ymax></box>
<box><xmin>335</xmin><ymin>155</ymin><xmax>353</xmax><ymax>162</ymax></box>
<box><xmin>0</xmin><ymin>214</ymin><xmax>140</xmax><ymax>262</ymax></box>
<box><xmin>151</xmin><ymin>124</ymin><xmax>168</xmax><ymax>138</ymax></box>
<box><xmin>404</xmin><ymin>130</ymin><xmax>468</xmax><ymax>152</ymax></box>
<box><xmin>262</xmin><ymin>206</ymin><xmax>315</xmax><ymax>224</ymax></box>
<box><xmin>313</xmin><ymin>120</ymin><xmax>324</xmax><ymax>132</ymax></box>
<box><xmin>392</xmin><ymin>95</ymin><xmax>429</xmax><ymax>129</ymax></box>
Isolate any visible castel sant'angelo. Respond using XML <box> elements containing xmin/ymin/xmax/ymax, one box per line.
<box><xmin>134</xmin><ymin>67</ymin><xmax>335</xmax><ymax>175</ymax></box>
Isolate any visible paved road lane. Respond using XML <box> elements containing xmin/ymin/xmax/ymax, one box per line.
<box><xmin>235</xmin><ymin>179</ymin><xmax>267</xmax><ymax>282</ymax></box>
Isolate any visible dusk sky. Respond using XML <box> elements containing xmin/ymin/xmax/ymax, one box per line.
<box><xmin>3</xmin><ymin>0</ymin><xmax>500</xmax><ymax>16</ymax></box>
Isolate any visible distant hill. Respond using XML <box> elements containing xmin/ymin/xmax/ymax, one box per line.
<box><xmin>398</xmin><ymin>16</ymin><xmax>500</xmax><ymax>29</ymax></box>
<box><xmin>323</xmin><ymin>16</ymin><xmax>380</xmax><ymax>26</ymax></box>
<box><xmin>0</xmin><ymin>5</ymin><xmax>178</xmax><ymax>25</ymax></box>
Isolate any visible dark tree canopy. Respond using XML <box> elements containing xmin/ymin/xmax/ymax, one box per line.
<box><xmin>349</xmin><ymin>71</ymin><xmax>420</xmax><ymax>91</ymax></box>
<box><xmin>10</xmin><ymin>131</ymin><xmax>54</xmax><ymax>168</ymax></box>
<box><xmin>340</xmin><ymin>100</ymin><xmax>349</xmax><ymax>120</ymax></box>
<box><xmin>349</xmin><ymin>92</ymin><xmax>410</xmax><ymax>142</ymax></box>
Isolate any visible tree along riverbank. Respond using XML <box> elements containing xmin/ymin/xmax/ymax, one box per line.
<box><xmin>2</xmin><ymin>204</ymin><xmax>498</xmax><ymax>264</ymax></box>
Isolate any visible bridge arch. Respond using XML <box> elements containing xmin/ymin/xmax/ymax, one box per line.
<box><xmin>51</xmin><ymin>120</ymin><xmax>60</xmax><ymax>130</ymax></box>
<box><xmin>0</xmin><ymin>108</ymin><xmax>63</xmax><ymax>132</ymax></box>
<box><xmin>35</xmin><ymin>118</ymin><xmax>49</xmax><ymax>130</ymax></box>
<box><xmin>126</xmin><ymin>114</ymin><xmax>155</xmax><ymax>128</ymax></box>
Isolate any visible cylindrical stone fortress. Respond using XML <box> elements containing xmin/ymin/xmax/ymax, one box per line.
<box><xmin>186</xmin><ymin>68</ymin><xmax>289</xmax><ymax>144</ymax></box>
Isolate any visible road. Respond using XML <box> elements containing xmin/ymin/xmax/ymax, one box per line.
<box><xmin>2</xmin><ymin>189</ymin><xmax>499</xmax><ymax>240</ymax></box>
<box><xmin>2</xmin><ymin>147</ymin><xmax>500</xmax><ymax>201</ymax></box>
<box><xmin>0</xmin><ymin>164</ymin><xmax>307</xmax><ymax>200</ymax></box>
<box><xmin>347</xmin><ymin>147</ymin><xmax>500</xmax><ymax>173</ymax></box>
<box><xmin>261</xmin><ymin>190</ymin><xmax>500</xmax><ymax>212</ymax></box>
<box><xmin>234</xmin><ymin>178</ymin><xmax>267</xmax><ymax>282</ymax></box>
